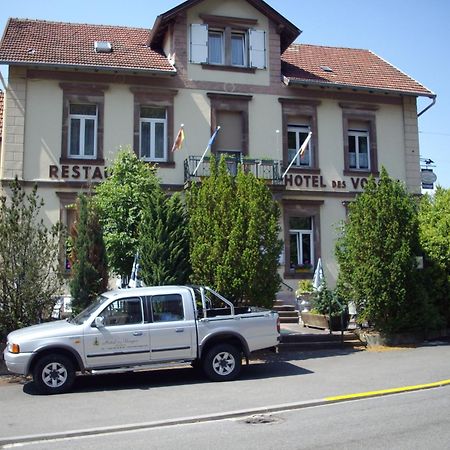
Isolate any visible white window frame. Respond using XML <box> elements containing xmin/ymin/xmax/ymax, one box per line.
<box><xmin>289</xmin><ymin>226</ymin><xmax>314</xmax><ymax>269</ymax></box>
<box><xmin>348</xmin><ymin>129</ymin><xmax>370</xmax><ymax>170</ymax></box>
<box><xmin>139</xmin><ymin>110</ymin><xmax>168</xmax><ymax>162</ymax></box>
<box><xmin>208</xmin><ymin>29</ymin><xmax>225</xmax><ymax>65</ymax></box>
<box><xmin>68</xmin><ymin>104</ymin><xmax>97</xmax><ymax>159</ymax></box>
<box><xmin>287</xmin><ymin>125</ymin><xmax>312</xmax><ymax>167</ymax></box>
<box><xmin>231</xmin><ymin>31</ymin><xmax>247</xmax><ymax>67</ymax></box>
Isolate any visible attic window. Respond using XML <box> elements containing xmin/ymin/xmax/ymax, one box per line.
<box><xmin>94</xmin><ymin>41</ymin><xmax>112</xmax><ymax>53</ymax></box>
<box><xmin>320</xmin><ymin>65</ymin><xmax>333</xmax><ymax>73</ymax></box>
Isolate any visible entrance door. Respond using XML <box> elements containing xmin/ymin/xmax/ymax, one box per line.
<box><xmin>84</xmin><ymin>296</ymin><xmax>150</xmax><ymax>368</ymax></box>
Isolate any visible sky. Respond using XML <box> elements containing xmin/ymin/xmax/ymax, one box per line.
<box><xmin>0</xmin><ymin>0</ymin><xmax>448</xmax><ymax>189</ymax></box>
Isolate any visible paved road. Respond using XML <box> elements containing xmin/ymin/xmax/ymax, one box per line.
<box><xmin>8</xmin><ymin>387</ymin><xmax>450</xmax><ymax>449</ymax></box>
<box><xmin>1</xmin><ymin>342</ymin><xmax>450</xmax><ymax>446</ymax></box>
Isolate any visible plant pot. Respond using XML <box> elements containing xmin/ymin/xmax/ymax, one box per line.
<box><xmin>300</xmin><ymin>311</ymin><xmax>349</xmax><ymax>331</ymax></box>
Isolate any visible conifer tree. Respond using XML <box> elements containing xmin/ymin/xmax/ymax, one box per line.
<box><xmin>335</xmin><ymin>167</ymin><xmax>437</xmax><ymax>332</ymax></box>
<box><xmin>139</xmin><ymin>192</ymin><xmax>190</xmax><ymax>286</ymax></box>
<box><xmin>187</xmin><ymin>157</ymin><xmax>282</xmax><ymax>307</ymax></box>
<box><xmin>69</xmin><ymin>194</ymin><xmax>108</xmax><ymax>312</ymax></box>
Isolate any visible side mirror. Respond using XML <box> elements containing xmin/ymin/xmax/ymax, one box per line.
<box><xmin>94</xmin><ymin>316</ymin><xmax>105</xmax><ymax>328</ymax></box>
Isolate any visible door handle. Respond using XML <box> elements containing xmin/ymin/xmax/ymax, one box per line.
<box><xmin>175</xmin><ymin>328</ymin><xmax>184</xmax><ymax>333</ymax></box>
<box><xmin>133</xmin><ymin>331</ymin><xmax>143</xmax><ymax>336</ymax></box>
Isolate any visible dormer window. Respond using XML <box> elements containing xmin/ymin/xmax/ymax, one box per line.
<box><xmin>190</xmin><ymin>22</ymin><xmax>266</xmax><ymax>69</ymax></box>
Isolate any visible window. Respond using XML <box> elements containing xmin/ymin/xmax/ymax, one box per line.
<box><xmin>60</xmin><ymin>83</ymin><xmax>106</xmax><ymax>164</ymax></box>
<box><xmin>140</xmin><ymin>107</ymin><xmax>167</xmax><ymax>162</ymax></box>
<box><xmin>101</xmin><ymin>298</ymin><xmax>143</xmax><ymax>326</ymax></box>
<box><xmin>340</xmin><ymin>103</ymin><xmax>378</xmax><ymax>175</ymax></box>
<box><xmin>231</xmin><ymin>32</ymin><xmax>246</xmax><ymax>67</ymax></box>
<box><xmin>288</xmin><ymin>125</ymin><xmax>312</xmax><ymax>167</ymax></box>
<box><xmin>68</xmin><ymin>104</ymin><xmax>97</xmax><ymax>159</ymax></box>
<box><xmin>151</xmin><ymin>294</ymin><xmax>184</xmax><ymax>322</ymax></box>
<box><xmin>208</xmin><ymin>30</ymin><xmax>224</xmax><ymax>65</ymax></box>
<box><xmin>190</xmin><ymin>23</ymin><xmax>266</xmax><ymax>69</ymax></box>
<box><xmin>279</xmin><ymin>99</ymin><xmax>320</xmax><ymax>171</ymax></box>
<box><xmin>283</xmin><ymin>200</ymin><xmax>322</xmax><ymax>279</ymax></box>
<box><xmin>289</xmin><ymin>217</ymin><xmax>314</xmax><ymax>271</ymax></box>
<box><xmin>348</xmin><ymin>129</ymin><xmax>370</xmax><ymax>170</ymax></box>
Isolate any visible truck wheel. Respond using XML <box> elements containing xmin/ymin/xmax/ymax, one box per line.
<box><xmin>202</xmin><ymin>344</ymin><xmax>242</xmax><ymax>382</ymax></box>
<box><xmin>33</xmin><ymin>354</ymin><xmax>75</xmax><ymax>394</ymax></box>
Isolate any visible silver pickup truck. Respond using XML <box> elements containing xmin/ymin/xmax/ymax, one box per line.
<box><xmin>3</xmin><ymin>285</ymin><xmax>280</xmax><ymax>394</ymax></box>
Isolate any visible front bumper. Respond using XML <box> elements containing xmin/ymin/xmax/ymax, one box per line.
<box><xmin>3</xmin><ymin>349</ymin><xmax>32</xmax><ymax>375</ymax></box>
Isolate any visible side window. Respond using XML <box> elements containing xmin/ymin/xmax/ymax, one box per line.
<box><xmin>140</xmin><ymin>106</ymin><xmax>167</xmax><ymax>162</ymax></box>
<box><xmin>288</xmin><ymin>125</ymin><xmax>312</xmax><ymax>167</ymax></box>
<box><xmin>151</xmin><ymin>294</ymin><xmax>184</xmax><ymax>322</ymax></box>
<box><xmin>68</xmin><ymin>104</ymin><xmax>97</xmax><ymax>159</ymax></box>
<box><xmin>289</xmin><ymin>216</ymin><xmax>314</xmax><ymax>272</ymax></box>
<box><xmin>101</xmin><ymin>297</ymin><xmax>143</xmax><ymax>326</ymax></box>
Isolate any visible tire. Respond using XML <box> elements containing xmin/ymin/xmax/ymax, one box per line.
<box><xmin>33</xmin><ymin>354</ymin><xmax>76</xmax><ymax>394</ymax></box>
<box><xmin>202</xmin><ymin>344</ymin><xmax>242</xmax><ymax>382</ymax></box>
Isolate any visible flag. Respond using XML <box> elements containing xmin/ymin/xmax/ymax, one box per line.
<box><xmin>128</xmin><ymin>252</ymin><xmax>144</xmax><ymax>288</ymax></box>
<box><xmin>192</xmin><ymin>126</ymin><xmax>221</xmax><ymax>176</ymax></box>
<box><xmin>207</xmin><ymin>126</ymin><xmax>220</xmax><ymax>150</ymax></box>
<box><xmin>171</xmin><ymin>125</ymin><xmax>185</xmax><ymax>152</ymax></box>
<box><xmin>313</xmin><ymin>257</ymin><xmax>324</xmax><ymax>291</ymax></box>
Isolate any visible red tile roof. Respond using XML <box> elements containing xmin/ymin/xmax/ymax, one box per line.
<box><xmin>0</xmin><ymin>19</ymin><xmax>176</xmax><ymax>74</ymax></box>
<box><xmin>0</xmin><ymin>90</ymin><xmax>3</xmax><ymax>139</ymax></box>
<box><xmin>282</xmin><ymin>44</ymin><xmax>434</xmax><ymax>97</ymax></box>
<box><xmin>0</xmin><ymin>19</ymin><xmax>434</xmax><ymax>97</ymax></box>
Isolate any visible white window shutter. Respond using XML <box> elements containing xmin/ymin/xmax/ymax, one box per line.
<box><xmin>249</xmin><ymin>29</ymin><xmax>266</xmax><ymax>69</ymax></box>
<box><xmin>190</xmin><ymin>23</ymin><xmax>208</xmax><ymax>64</ymax></box>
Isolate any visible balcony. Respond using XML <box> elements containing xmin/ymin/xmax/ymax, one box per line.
<box><xmin>184</xmin><ymin>155</ymin><xmax>284</xmax><ymax>185</ymax></box>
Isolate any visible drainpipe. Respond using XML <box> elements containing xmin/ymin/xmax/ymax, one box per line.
<box><xmin>417</xmin><ymin>95</ymin><xmax>437</xmax><ymax>117</ymax></box>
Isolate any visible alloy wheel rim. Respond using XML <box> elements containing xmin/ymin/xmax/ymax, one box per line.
<box><xmin>212</xmin><ymin>351</ymin><xmax>235</xmax><ymax>376</ymax></box>
<box><xmin>42</xmin><ymin>362</ymin><xmax>68</xmax><ymax>388</ymax></box>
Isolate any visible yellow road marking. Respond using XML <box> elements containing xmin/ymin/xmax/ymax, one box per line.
<box><xmin>325</xmin><ymin>379</ymin><xmax>450</xmax><ymax>402</ymax></box>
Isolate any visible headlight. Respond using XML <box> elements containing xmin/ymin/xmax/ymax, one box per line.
<box><xmin>7</xmin><ymin>342</ymin><xmax>20</xmax><ymax>354</ymax></box>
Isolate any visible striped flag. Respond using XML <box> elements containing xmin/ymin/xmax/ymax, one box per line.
<box><xmin>128</xmin><ymin>252</ymin><xmax>144</xmax><ymax>288</ymax></box>
<box><xmin>171</xmin><ymin>125</ymin><xmax>185</xmax><ymax>152</ymax></box>
<box><xmin>206</xmin><ymin>126</ymin><xmax>220</xmax><ymax>150</ymax></box>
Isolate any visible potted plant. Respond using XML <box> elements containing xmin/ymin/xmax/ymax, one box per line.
<box><xmin>296</xmin><ymin>280</ymin><xmax>314</xmax><ymax>312</ymax></box>
<box><xmin>300</xmin><ymin>285</ymin><xmax>349</xmax><ymax>331</ymax></box>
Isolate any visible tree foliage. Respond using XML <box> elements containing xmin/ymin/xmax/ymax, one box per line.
<box><xmin>187</xmin><ymin>157</ymin><xmax>282</xmax><ymax>307</ymax></box>
<box><xmin>419</xmin><ymin>187</ymin><xmax>450</xmax><ymax>324</ymax></box>
<box><xmin>69</xmin><ymin>194</ymin><xmax>108</xmax><ymax>312</ymax></box>
<box><xmin>0</xmin><ymin>179</ymin><xmax>64</xmax><ymax>337</ymax></box>
<box><xmin>335</xmin><ymin>167</ymin><xmax>436</xmax><ymax>333</ymax></box>
<box><xmin>94</xmin><ymin>149</ymin><xmax>160</xmax><ymax>278</ymax></box>
<box><xmin>139</xmin><ymin>192</ymin><xmax>190</xmax><ymax>286</ymax></box>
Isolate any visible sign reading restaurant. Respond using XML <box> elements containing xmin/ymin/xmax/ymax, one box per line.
<box><xmin>49</xmin><ymin>164</ymin><xmax>106</xmax><ymax>180</ymax></box>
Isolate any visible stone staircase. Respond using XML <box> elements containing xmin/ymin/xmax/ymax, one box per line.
<box><xmin>273</xmin><ymin>292</ymin><xmax>299</xmax><ymax>324</ymax></box>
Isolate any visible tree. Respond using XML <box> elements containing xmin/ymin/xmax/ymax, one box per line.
<box><xmin>335</xmin><ymin>167</ymin><xmax>439</xmax><ymax>333</ymax></box>
<box><xmin>187</xmin><ymin>157</ymin><xmax>282</xmax><ymax>307</ymax></box>
<box><xmin>0</xmin><ymin>178</ymin><xmax>64</xmax><ymax>337</ymax></box>
<box><xmin>139</xmin><ymin>191</ymin><xmax>190</xmax><ymax>286</ymax></box>
<box><xmin>419</xmin><ymin>187</ymin><xmax>450</xmax><ymax>325</ymax></box>
<box><xmin>69</xmin><ymin>194</ymin><xmax>108</xmax><ymax>313</ymax></box>
<box><xmin>94</xmin><ymin>149</ymin><xmax>161</xmax><ymax>279</ymax></box>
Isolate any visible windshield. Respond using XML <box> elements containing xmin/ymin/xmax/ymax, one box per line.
<box><xmin>69</xmin><ymin>295</ymin><xmax>109</xmax><ymax>325</ymax></box>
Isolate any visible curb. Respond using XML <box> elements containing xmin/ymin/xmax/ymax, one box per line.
<box><xmin>2</xmin><ymin>378</ymin><xmax>450</xmax><ymax>446</ymax></box>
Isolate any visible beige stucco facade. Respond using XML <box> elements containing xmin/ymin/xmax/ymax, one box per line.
<box><xmin>0</xmin><ymin>0</ymin><xmax>428</xmax><ymax>291</ymax></box>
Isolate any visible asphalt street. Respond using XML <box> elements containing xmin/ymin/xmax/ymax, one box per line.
<box><xmin>1</xmin><ymin>342</ymin><xmax>450</xmax><ymax>447</ymax></box>
<box><xmin>6</xmin><ymin>387</ymin><xmax>450</xmax><ymax>450</ymax></box>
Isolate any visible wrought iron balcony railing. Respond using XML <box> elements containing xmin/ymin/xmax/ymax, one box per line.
<box><xmin>184</xmin><ymin>155</ymin><xmax>284</xmax><ymax>185</ymax></box>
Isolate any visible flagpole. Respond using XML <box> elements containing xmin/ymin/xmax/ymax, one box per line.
<box><xmin>192</xmin><ymin>126</ymin><xmax>221</xmax><ymax>177</ymax></box>
<box><xmin>282</xmin><ymin>131</ymin><xmax>312</xmax><ymax>179</ymax></box>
